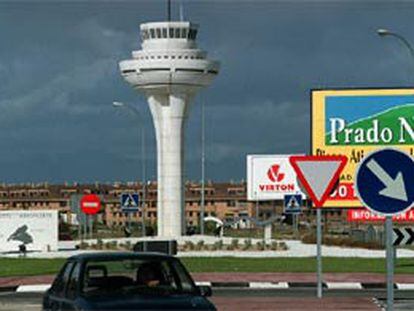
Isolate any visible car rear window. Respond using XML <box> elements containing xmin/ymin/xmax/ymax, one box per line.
<box><xmin>82</xmin><ymin>258</ymin><xmax>197</xmax><ymax>297</ymax></box>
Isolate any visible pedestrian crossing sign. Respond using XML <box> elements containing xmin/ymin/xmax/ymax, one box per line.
<box><xmin>121</xmin><ymin>193</ymin><xmax>140</xmax><ymax>212</ymax></box>
<box><xmin>284</xmin><ymin>194</ymin><xmax>302</xmax><ymax>214</ymax></box>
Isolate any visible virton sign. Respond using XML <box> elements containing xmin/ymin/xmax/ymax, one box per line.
<box><xmin>312</xmin><ymin>88</ymin><xmax>414</xmax><ymax>208</ymax></box>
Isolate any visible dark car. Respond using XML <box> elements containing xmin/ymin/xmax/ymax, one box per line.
<box><xmin>42</xmin><ymin>252</ymin><xmax>215</xmax><ymax>310</ymax></box>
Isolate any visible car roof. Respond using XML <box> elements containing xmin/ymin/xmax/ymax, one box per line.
<box><xmin>68</xmin><ymin>251</ymin><xmax>176</xmax><ymax>262</ymax></box>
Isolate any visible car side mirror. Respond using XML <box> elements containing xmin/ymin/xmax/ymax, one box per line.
<box><xmin>197</xmin><ymin>285</ymin><xmax>212</xmax><ymax>297</ymax></box>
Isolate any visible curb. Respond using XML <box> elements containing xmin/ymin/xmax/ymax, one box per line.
<box><xmin>4</xmin><ymin>282</ymin><xmax>414</xmax><ymax>293</ymax></box>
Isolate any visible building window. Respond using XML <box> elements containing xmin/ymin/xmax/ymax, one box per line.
<box><xmin>227</xmin><ymin>200</ymin><xmax>236</xmax><ymax>207</ymax></box>
<box><xmin>142</xmin><ymin>30</ymin><xmax>149</xmax><ymax>40</ymax></box>
<box><xmin>175</xmin><ymin>28</ymin><xmax>180</xmax><ymax>38</ymax></box>
<box><xmin>162</xmin><ymin>28</ymin><xmax>167</xmax><ymax>38</ymax></box>
<box><xmin>150</xmin><ymin>29</ymin><xmax>155</xmax><ymax>38</ymax></box>
<box><xmin>181</xmin><ymin>28</ymin><xmax>187</xmax><ymax>38</ymax></box>
<box><xmin>156</xmin><ymin>28</ymin><xmax>161</xmax><ymax>38</ymax></box>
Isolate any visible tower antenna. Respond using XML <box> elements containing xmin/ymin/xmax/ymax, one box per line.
<box><xmin>167</xmin><ymin>0</ymin><xmax>171</xmax><ymax>22</ymax></box>
<box><xmin>179</xmin><ymin>1</ymin><xmax>184</xmax><ymax>21</ymax></box>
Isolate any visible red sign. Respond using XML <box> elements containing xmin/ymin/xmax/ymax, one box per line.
<box><xmin>329</xmin><ymin>182</ymin><xmax>358</xmax><ymax>201</ymax></box>
<box><xmin>347</xmin><ymin>208</ymin><xmax>414</xmax><ymax>222</ymax></box>
<box><xmin>289</xmin><ymin>155</ymin><xmax>348</xmax><ymax>208</ymax></box>
<box><xmin>80</xmin><ymin>194</ymin><xmax>101</xmax><ymax>215</ymax></box>
<box><xmin>267</xmin><ymin>164</ymin><xmax>285</xmax><ymax>182</ymax></box>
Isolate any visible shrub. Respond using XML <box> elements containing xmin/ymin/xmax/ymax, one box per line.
<box><xmin>196</xmin><ymin>240</ymin><xmax>205</xmax><ymax>251</ymax></box>
<box><xmin>256</xmin><ymin>240</ymin><xmax>265</xmax><ymax>251</ymax></box>
<box><xmin>184</xmin><ymin>241</ymin><xmax>195</xmax><ymax>251</ymax></box>
<box><xmin>231</xmin><ymin>239</ymin><xmax>239</xmax><ymax>250</ymax></box>
<box><xmin>242</xmin><ymin>239</ymin><xmax>252</xmax><ymax>251</ymax></box>
<box><xmin>206</xmin><ymin>244</ymin><xmax>215</xmax><ymax>251</ymax></box>
<box><xmin>270</xmin><ymin>241</ymin><xmax>279</xmax><ymax>251</ymax></box>
<box><xmin>105</xmin><ymin>241</ymin><xmax>118</xmax><ymax>250</ymax></box>
<box><xmin>96</xmin><ymin>239</ymin><xmax>103</xmax><ymax>250</ymax></box>
<box><xmin>301</xmin><ymin>233</ymin><xmax>382</xmax><ymax>250</ymax></box>
<box><xmin>278</xmin><ymin>242</ymin><xmax>289</xmax><ymax>250</ymax></box>
<box><xmin>79</xmin><ymin>242</ymin><xmax>89</xmax><ymax>250</ymax></box>
<box><xmin>213</xmin><ymin>240</ymin><xmax>224</xmax><ymax>251</ymax></box>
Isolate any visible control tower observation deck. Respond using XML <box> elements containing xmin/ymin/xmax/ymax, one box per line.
<box><xmin>119</xmin><ymin>21</ymin><xmax>220</xmax><ymax>237</ymax></box>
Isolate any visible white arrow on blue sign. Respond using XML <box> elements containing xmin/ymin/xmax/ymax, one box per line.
<box><xmin>355</xmin><ymin>148</ymin><xmax>414</xmax><ymax>216</ymax></box>
<box><xmin>121</xmin><ymin>193</ymin><xmax>140</xmax><ymax>212</ymax></box>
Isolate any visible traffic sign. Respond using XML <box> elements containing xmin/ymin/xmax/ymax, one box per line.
<box><xmin>121</xmin><ymin>193</ymin><xmax>140</xmax><ymax>212</ymax></box>
<box><xmin>284</xmin><ymin>194</ymin><xmax>302</xmax><ymax>214</ymax></box>
<box><xmin>393</xmin><ymin>228</ymin><xmax>414</xmax><ymax>246</ymax></box>
<box><xmin>80</xmin><ymin>194</ymin><xmax>101</xmax><ymax>215</ymax></box>
<box><xmin>355</xmin><ymin>148</ymin><xmax>414</xmax><ymax>216</ymax></box>
<box><xmin>289</xmin><ymin>155</ymin><xmax>348</xmax><ymax>207</ymax></box>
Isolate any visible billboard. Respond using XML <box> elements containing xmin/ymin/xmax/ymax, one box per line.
<box><xmin>247</xmin><ymin>155</ymin><xmax>305</xmax><ymax>201</ymax></box>
<box><xmin>312</xmin><ymin>88</ymin><xmax>414</xmax><ymax>208</ymax></box>
<box><xmin>347</xmin><ymin>208</ymin><xmax>414</xmax><ymax>222</ymax></box>
<box><xmin>0</xmin><ymin>210</ymin><xmax>58</xmax><ymax>252</ymax></box>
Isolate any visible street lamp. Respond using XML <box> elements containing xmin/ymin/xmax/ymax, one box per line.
<box><xmin>377</xmin><ymin>28</ymin><xmax>414</xmax><ymax>76</ymax></box>
<box><xmin>112</xmin><ymin>101</ymin><xmax>147</xmax><ymax>238</ymax></box>
<box><xmin>200</xmin><ymin>97</ymin><xmax>206</xmax><ymax>235</ymax></box>
<box><xmin>376</xmin><ymin>28</ymin><xmax>414</xmax><ymax>311</ymax></box>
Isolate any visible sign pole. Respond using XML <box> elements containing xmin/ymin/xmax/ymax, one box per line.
<box><xmin>316</xmin><ymin>208</ymin><xmax>323</xmax><ymax>298</ymax></box>
<box><xmin>83</xmin><ymin>217</ymin><xmax>87</xmax><ymax>241</ymax></box>
<box><xmin>89</xmin><ymin>215</ymin><xmax>93</xmax><ymax>240</ymax></box>
<box><xmin>295</xmin><ymin>214</ymin><xmax>299</xmax><ymax>236</ymax></box>
<box><xmin>385</xmin><ymin>215</ymin><xmax>394</xmax><ymax>311</ymax></box>
<box><xmin>79</xmin><ymin>220</ymin><xmax>82</xmax><ymax>243</ymax></box>
<box><xmin>289</xmin><ymin>155</ymin><xmax>348</xmax><ymax>300</ymax></box>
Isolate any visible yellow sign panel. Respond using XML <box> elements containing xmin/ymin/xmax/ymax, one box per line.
<box><xmin>312</xmin><ymin>88</ymin><xmax>414</xmax><ymax>208</ymax></box>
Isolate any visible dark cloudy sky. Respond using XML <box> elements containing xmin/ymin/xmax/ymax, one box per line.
<box><xmin>0</xmin><ymin>0</ymin><xmax>413</xmax><ymax>184</ymax></box>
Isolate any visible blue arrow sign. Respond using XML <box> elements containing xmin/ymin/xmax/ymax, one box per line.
<box><xmin>284</xmin><ymin>194</ymin><xmax>302</xmax><ymax>214</ymax></box>
<box><xmin>355</xmin><ymin>149</ymin><xmax>414</xmax><ymax>216</ymax></box>
<box><xmin>121</xmin><ymin>193</ymin><xmax>140</xmax><ymax>213</ymax></box>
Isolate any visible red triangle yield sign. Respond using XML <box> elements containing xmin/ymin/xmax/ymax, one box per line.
<box><xmin>289</xmin><ymin>155</ymin><xmax>348</xmax><ymax>208</ymax></box>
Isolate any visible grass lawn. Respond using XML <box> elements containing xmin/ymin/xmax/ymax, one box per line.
<box><xmin>181</xmin><ymin>257</ymin><xmax>414</xmax><ymax>274</ymax></box>
<box><xmin>0</xmin><ymin>257</ymin><xmax>413</xmax><ymax>277</ymax></box>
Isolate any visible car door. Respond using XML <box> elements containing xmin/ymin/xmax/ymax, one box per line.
<box><xmin>47</xmin><ymin>261</ymin><xmax>75</xmax><ymax>311</ymax></box>
<box><xmin>60</xmin><ymin>261</ymin><xmax>81</xmax><ymax>310</ymax></box>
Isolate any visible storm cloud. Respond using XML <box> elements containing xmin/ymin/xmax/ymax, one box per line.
<box><xmin>0</xmin><ymin>0</ymin><xmax>413</xmax><ymax>183</ymax></box>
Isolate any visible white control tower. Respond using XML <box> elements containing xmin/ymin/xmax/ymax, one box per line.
<box><xmin>119</xmin><ymin>21</ymin><xmax>219</xmax><ymax>237</ymax></box>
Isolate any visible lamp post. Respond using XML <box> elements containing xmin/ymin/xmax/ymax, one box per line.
<box><xmin>200</xmin><ymin>97</ymin><xmax>206</xmax><ymax>235</ymax></box>
<box><xmin>112</xmin><ymin>101</ymin><xmax>146</xmax><ymax>237</ymax></box>
<box><xmin>376</xmin><ymin>28</ymin><xmax>414</xmax><ymax>311</ymax></box>
<box><xmin>377</xmin><ymin>28</ymin><xmax>414</xmax><ymax>78</ymax></box>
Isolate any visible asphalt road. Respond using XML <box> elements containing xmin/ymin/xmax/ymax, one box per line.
<box><xmin>1</xmin><ymin>289</ymin><xmax>414</xmax><ymax>310</ymax></box>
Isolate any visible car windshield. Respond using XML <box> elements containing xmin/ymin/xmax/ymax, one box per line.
<box><xmin>81</xmin><ymin>257</ymin><xmax>197</xmax><ymax>297</ymax></box>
